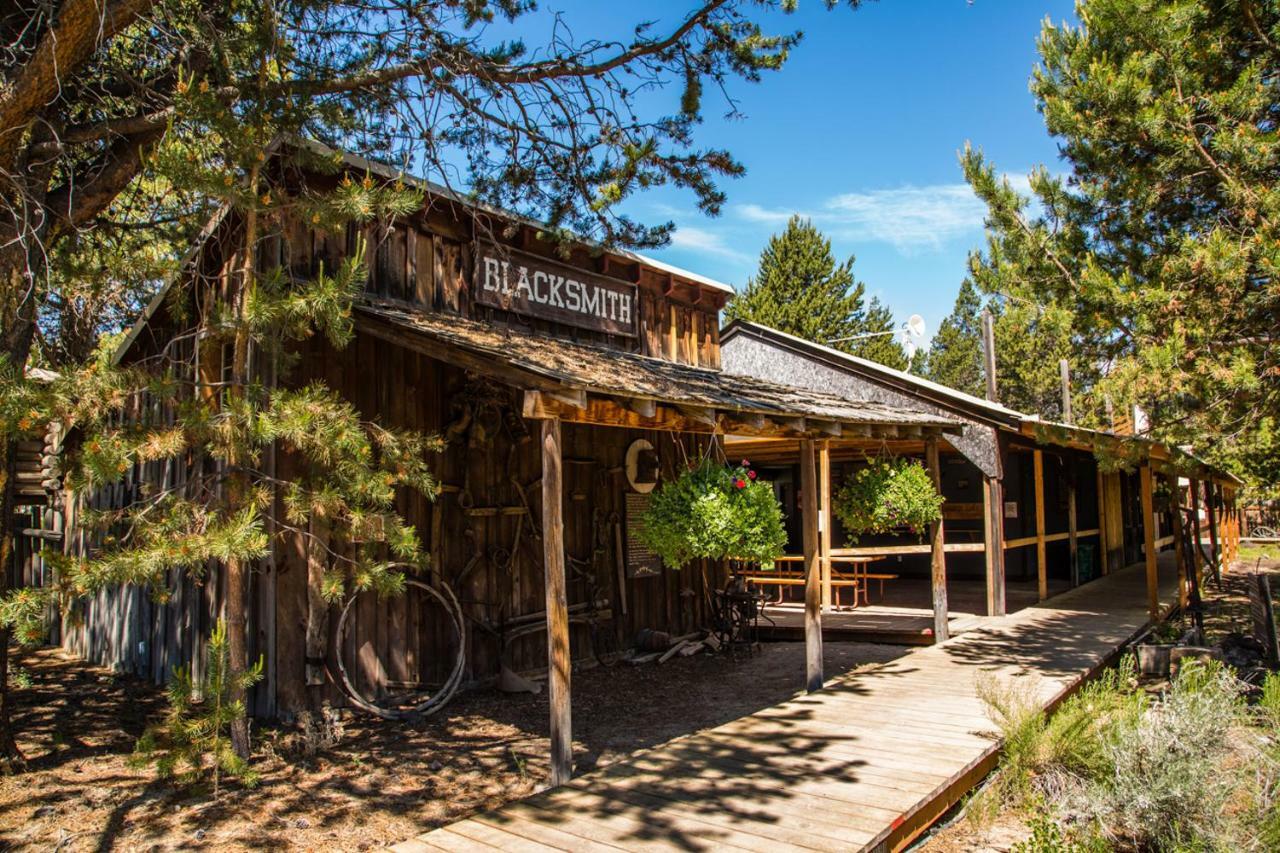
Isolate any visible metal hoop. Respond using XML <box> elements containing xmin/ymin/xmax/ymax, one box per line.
<box><xmin>334</xmin><ymin>578</ymin><xmax>466</xmax><ymax>720</ymax></box>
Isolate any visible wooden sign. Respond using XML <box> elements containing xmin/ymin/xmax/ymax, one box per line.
<box><xmin>942</xmin><ymin>502</ymin><xmax>983</xmax><ymax>521</ymax></box>
<box><xmin>624</xmin><ymin>492</ymin><xmax>662</xmax><ymax>578</ymax></box>
<box><xmin>474</xmin><ymin>243</ymin><xmax>638</xmax><ymax>337</ymax></box>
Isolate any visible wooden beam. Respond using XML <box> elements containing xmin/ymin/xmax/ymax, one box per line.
<box><xmin>776</xmin><ymin>415</ymin><xmax>806</xmax><ymax>433</ymax></box>
<box><xmin>1206</xmin><ymin>480</ymin><xmax>1221</xmax><ymax>585</ymax></box>
<box><xmin>541</xmin><ymin>417</ymin><xmax>572</xmax><ymax>786</ymax></box>
<box><xmin>819</xmin><ymin>440</ymin><xmax>832</xmax><ymax>613</ymax></box>
<box><xmin>1188</xmin><ymin>478</ymin><xmax>1204</xmax><ymax>590</ymax></box>
<box><xmin>811</xmin><ymin>419</ymin><xmax>842</xmax><ymax>437</ymax></box>
<box><xmin>547</xmin><ymin>388</ymin><xmax>587</xmax><ymax>410</ymax></box>
<box><xmin>1067</xmin><ymin>479</ymin><xmax>1078</xmax><ymax>587</ymax></box>
<box><xmin>1096</xmin><ymin>466</ymin><xmax>1110</xmax><ymax>576</ymax></box>
<box><xmin>1167</xmin><ymin>472</ymin><xmax>1188</xmax><ymax>609</ymax></box>
<box><xmin>617</xmin><ymin>396</ymin><xmax>657</xmax><ymax>419</ymax></box>
<box><xmin>831</xmin><ymin>543</ymin><xmax>986</xmax><ymax>557</ymax></box>
<box><xmin>800</xmin><ymin>439</ymin><xmax>823</xmax><ymax>692</ymax></box>
<box><xmin>1034</xmin><ymin>449</ymin><xmax>1047</xmax><ymax>601</ymax></box>
<box><xmin>676</xmin><ymin>404</ymin><xmax>718</xmax><ymax>428</ymax></box>
<box><xmin>927</xmin><ymin>436</ymin><xmax>949</xmax><ymax>642</ymax></box>
<box><xmin>984</xmin><ymin>473</ymin><xmax>1006</xmax><ymax>616</ymax></box>
<box><xmin>1140</xmin><ymin>464</ymin><xmax>1159</xmax><ymax>621</ymax></box>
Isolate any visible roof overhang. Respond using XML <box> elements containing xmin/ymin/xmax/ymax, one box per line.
<box><xmin>720</xmin><ymin>319</ymin><xmax>1025</xmax><ymax>430</ymax></box>
<box><xmin>356</xmin><ymin>300</ymin><xmax>963</xmax><ymax>441</ymax></box>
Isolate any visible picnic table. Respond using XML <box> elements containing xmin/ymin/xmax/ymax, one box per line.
<box><xmin>743</xmin><ymin>554</ymin><xmax>899</xmax><ymax>608</ymax></box>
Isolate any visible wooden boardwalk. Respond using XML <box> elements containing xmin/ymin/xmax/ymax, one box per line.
<box><xmin>396</xmin><ymin>555</ymin><xmax>1178</xmax><ymax>853</ymax></box>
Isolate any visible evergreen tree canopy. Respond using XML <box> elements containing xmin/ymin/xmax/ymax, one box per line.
<box><xmin>725</xmin><ymin>215</ymin><xmax>908</xmax><ymax>370</ymax></box>
<box><xmin>0</xmin><ymin>0</ymin><xmax>872</xmax><ymax>766</ymax></box>
<box><xmin>913</xmin><ymin>278</ymin><xmax>985</xmax><ymax>398</ymax></box>
<box><xmin>963</xmin><ymin>0</ymin><xmax>1280</xmax><ymax>492</ymax></box>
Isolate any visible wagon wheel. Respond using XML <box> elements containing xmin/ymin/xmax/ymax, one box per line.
<box><xmin>1252</xmin><ymin>526</ymin><xmax>1277</xmax><ymax>539</ymax></box>
<box><xmin>334</xmin><ymin>578</ymin><xmax>466</xmax><ymax>720</ymax></box>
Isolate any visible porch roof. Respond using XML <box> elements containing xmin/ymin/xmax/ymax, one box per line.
<box><xmin>355</xmin><ymin>299</ymin><xmax>964</xmax><ymax>439</ymax></box>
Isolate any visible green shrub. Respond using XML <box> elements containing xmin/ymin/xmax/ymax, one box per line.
<box><xmin>638</xmin><ymin>456</ymin><xmax>786</xmax><ymax>569</ymax></box>
<box><xmin>1086</xmin><ymin>659</ymin><xmax>1248</xmax><ymax>850</ymax></box>
<box><xmin>130</xmin><ymin>619</ymin><xmax>264</xmax><ymax>793</ymax></box>
<box><xmin>832</xmin><ymin>456</ymin><xmax>944</xmax><ymax>540</ymax></box>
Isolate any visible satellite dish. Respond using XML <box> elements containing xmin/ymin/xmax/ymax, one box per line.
<box><xmin>906</xmin><ymin>314</ymin><xmax>926</xmax><ymax>338</ymax></box>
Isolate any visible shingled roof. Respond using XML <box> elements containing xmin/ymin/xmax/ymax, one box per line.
<box><xmin>355</xmin><ymin>299</ymin><xmax>962</xmax><ymax>436</ymax></box>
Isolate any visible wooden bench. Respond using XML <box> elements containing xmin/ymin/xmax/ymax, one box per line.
<box><xmin>741</xmin><ymin>571</ymin><xmax>862</xmax><ymax>608</ymax></box>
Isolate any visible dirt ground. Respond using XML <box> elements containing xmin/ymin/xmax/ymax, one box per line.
<box><xmin>915</xmin><ymin>551</ymin><xmax>1280</xmax><ymax>853</ymax></box>
<box><xmin>0</xmin><ymin>640</ymin><xmax>907</xmax><ymax>851</ymax></box>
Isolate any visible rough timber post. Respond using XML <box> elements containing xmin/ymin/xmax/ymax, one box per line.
<box><xmin>819</xmin><ymin>440</ymin><xmax>832</xmax><ymax>612</ymax></box>
<box><xmin>1188</xmin><ymin>477</ymin><xmax>1204</xmax><ymax>589</ymax></box>
<box><xmin>983</xmin><ymin>472</ymin><xmax>1006</xmax><ymax>617</ymax></box>
<box><xmin>1096</xmin><ymin>467</ymin><xmax>1110</xmax><ymax>575</ymax></box>
<box><xmin>927</xmin><ymin>436</ymin><xmax>949</xmax><ymax>642</ymax></box>
<box><xmin>800</xmin><ymin>439</ymin><xmax>823</xmax><ymax>692</ymax></box>
<box><xmin>1167</xmin><ymin>471</ymin><xmax>1188</xmax><ymax>610</ymax></box>
<box><xmin>1206</xmin><ymin>480</ymin><xmax>1221</xmax><ymax>586</ymax></box>
<box><xmin>1140</xmin><ymin>464</ymin><xmax>1160</xmax><ymax>621</ymax></box>
<box><xmin>1034</xmin><ymin>449</ymin><xmax>1047</xmax><ymax>600</ymax></box>
<box><xmin>541</xmin><ymin>417</ymin><xmax>572</xmax><ymax>785</ymax></box>
<box><xmin>1067</xmin><ymin>475</ymin><xmax>1079</xmax><ymax>587</ymax></box>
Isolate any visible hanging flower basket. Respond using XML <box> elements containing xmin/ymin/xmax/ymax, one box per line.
<box><xmin>833</xmin><ymin>456</ymin><xmax>944</xmax><ymax>541</ymax></box>
<box><xmin>638</xmin><ymin>456</ymin><xmax>786</xmax><ymax>570</ymax></box>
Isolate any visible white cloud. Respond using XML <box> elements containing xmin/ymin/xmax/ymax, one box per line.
<box><xmin>667</xmin><ymin>225</ymin><xmax>754</xmax><ymax>264</ymax></box>
<box><xmin>732</xmin><ymin>174</ymin><xmax>1034</xmax><ymax>254</ymax></box>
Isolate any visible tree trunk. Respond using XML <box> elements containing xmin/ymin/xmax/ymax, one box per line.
<box><xmin>0</xmin><ymin>237</ymin><xmax>41</xmax><ymax>770</ymax></box>
<box><xmin>224</xmin><ymin>165</ymin><xmax>262</xmax><ymax>760</ymax></box>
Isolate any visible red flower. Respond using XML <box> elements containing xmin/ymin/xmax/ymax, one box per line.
<box><xmin>740</xmin><ymin>458</ymin><xmax>750</xmax><ymax>467</ymax></box>
<box><xmin>734</xmin><ymin>478</ymin><xmax>746</xmax><ymax>489</ymax></box>
<box><xmin>748</xmin><ymin>470</ymin><xmax>757</xmax><ymax>480</ymax></box>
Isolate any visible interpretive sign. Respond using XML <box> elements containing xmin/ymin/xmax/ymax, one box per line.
<box><xmin>624</xmin><ymin>492</ymin><xmax>662</xmax><ymax>578</ymax></box>
<box><xmin>474</xmin><ymin>243</ymin><xmax>638</xmax><ymax>337</ymax></box>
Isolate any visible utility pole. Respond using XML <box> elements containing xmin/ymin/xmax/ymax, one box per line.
<box><xmin>982</xmin><ymin>309</ymin><xmax>998</xmax><ymax>403</ymax></box>
<box><xmin>1059</xmin><ymin>358</ymin><xmax>1073</xmax><ymax>424</ymax></box>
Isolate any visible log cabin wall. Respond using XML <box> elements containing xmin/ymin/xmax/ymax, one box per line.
<box><xmin>57</xmin><ymin>190</ymin><xmax>731</xmax><ymax>718</ymax></box>
<box><xmin>274</xmin><ymin>193</ymin><xmax>727</xmax><ymax>369</ymax></box>
<box><xmin>271</xmin><ymin>330</ymin><xmax>724</xmax><ymax>715</ymax></box>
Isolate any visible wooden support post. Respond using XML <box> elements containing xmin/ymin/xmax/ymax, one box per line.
<box><xmin>819</xmin><ymin>440</ymin><xmax>832</xmax><ymax>612</ymax></box>
<box><xmin>1206</xmin><ymin>481</ymin><xmax>1221</xmax><ymax>585</ymax></box>
<box><xmin>800</xmin><ymin>439</ymin><xmax>823</xmax><ymax>692</ymax></box>
<box><xmin>1059</xmin><ymin>358</ymin><xmax>1073</xmax><ymax>425</ymax></box>
<box><xmin>1096</xmin><ymin>467</ymin><xmax>1110</xmax><ymax>576</ymax></box>
<box><xmin>540</xmin><ymin>417</ymin><xmax>572</xmax><ymax>786</ymax></box>
<box><xmin>1067</xmin><ymin>478</ymin><xmax>1079</xmax><ymax>587</ymax></box>
<box><xmin>1034</xmin><ymin>449</ymin><xmax>1047</xmax><ymax>601</ymax></box>
<box><xmin>1167</xmin><ymin>472</ymin><xmax>1188</xmax><ymax>610</ymax></box>
<box><xmin>982</xmin><ymin>474</ymin><xmax>1006</xmax><ymax>616</ymax></box>
<box><xmin>1140</xmin><ymin>465</ymin><xmax>1159</xmax><ymax>621</ymax></box>
<box><xmin>927</xmin><ymin>437</ymin><xmax>949</xmax><ymax>642</ymax></box>
<box><xmin>982</xmin><ymin>309</ymin><xmax>998</xmax><ymax>403</ymax></box>
<box><xmin>1189</xmin><ymin>478</ymin><xmax>1204</xmax><ymax>588</ymax></box>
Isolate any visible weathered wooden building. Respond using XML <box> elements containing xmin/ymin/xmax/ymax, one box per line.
<box><xmin>720</xmin><ymin>319</ymin><xmax>1243</xmax><ymax>636</ymax></box>
<box><xmin>52</xmin><ymin>143</ymin><xmax>963</xmax><ymax>782</ymax></box>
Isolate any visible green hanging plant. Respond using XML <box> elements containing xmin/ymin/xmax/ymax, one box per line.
<box><xmin>638</xmin><ymin>456</ymin><xmax>786</xmax><ymax>570</ymax></box>
<box><xmin>833</xmin><ymin>456</ymin><xmax>945</xmax><ymax>541</ymax></box>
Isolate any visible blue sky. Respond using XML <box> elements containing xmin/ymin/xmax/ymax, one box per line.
<box><xmin>566</xmin><ymin>0</ymin><xmax>1079</xmax><ymax>347</ymax></box>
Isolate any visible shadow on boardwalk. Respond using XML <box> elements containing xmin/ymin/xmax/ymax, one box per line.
<box><xmin>397</xmin><ymin>558</ymin><xmax>1178</xmax><ymax>853</ymax></box>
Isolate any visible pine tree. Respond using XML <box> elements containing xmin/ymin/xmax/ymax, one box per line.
<box><xmin>725</xmin><ymin>216</ymin><xmax>908</xmax><ymax>369</ymax></box>
<box><xmin>914</xmin><ymin>278</ymin><xmax>985</xmax><ymax>397</ymax></box>
<box><xmin>130</xmin><ymin>620</ymin><xmax>264</xmax><ymax>793</ymax></box>
<box><xmin>963</xmin><ymin>0</ymin><xmax>1280</xmax><ymax>491</ymax></box>
<box><xmin>0</xmin><ymin>1</ymin><xmax>872</xmax><ymax>767</ymax></box>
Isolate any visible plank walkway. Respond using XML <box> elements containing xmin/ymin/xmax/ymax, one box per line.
<box><xmin>396</xmin><ymin>555</ymin><xmax>1179</xmax><ymax>853</ymax></box>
